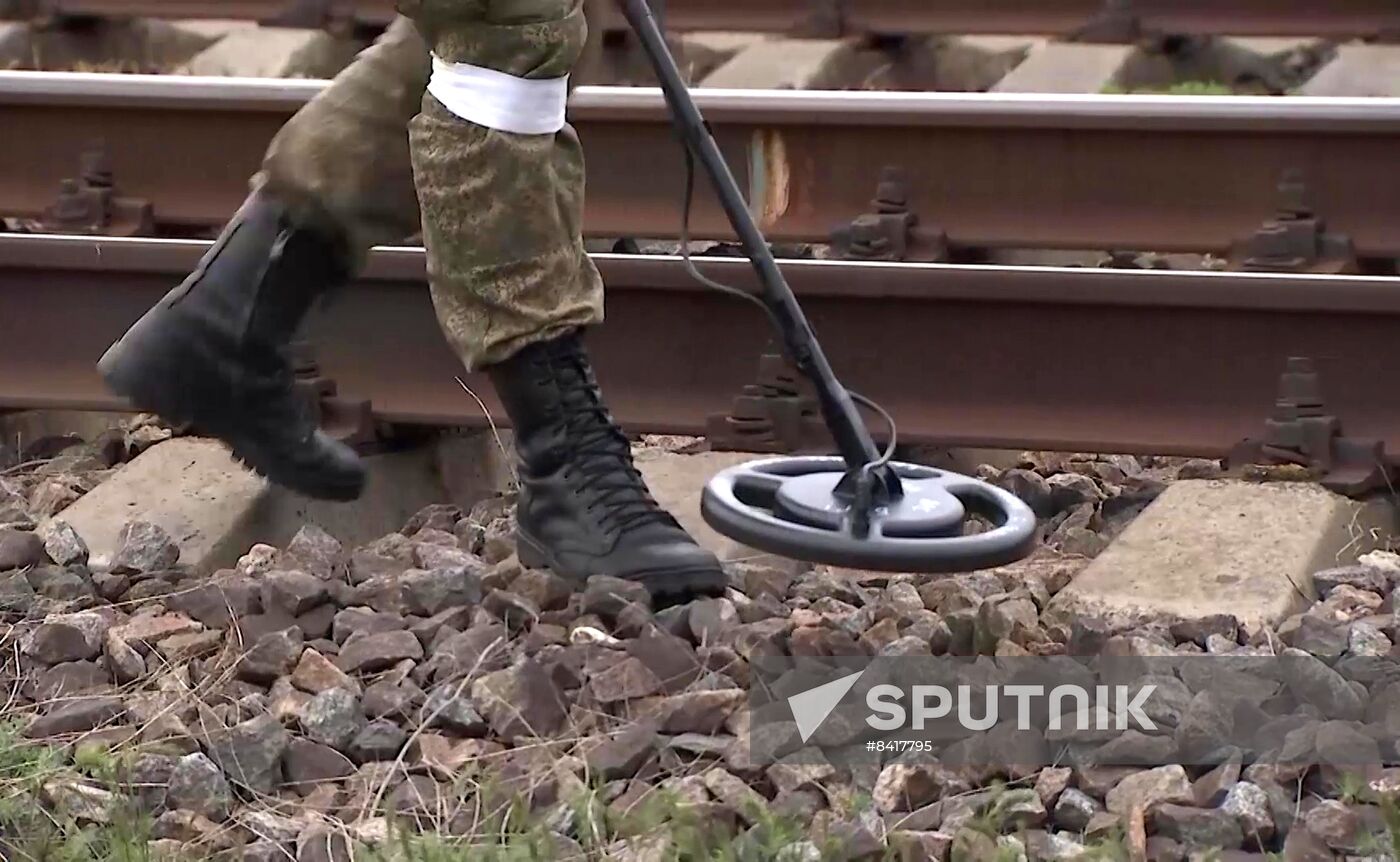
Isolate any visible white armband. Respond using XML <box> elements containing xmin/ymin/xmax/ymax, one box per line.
<box><xmin>426</xmin><ymin>54</ymin><xmax>569</xmax><ymax>135</ymax></box>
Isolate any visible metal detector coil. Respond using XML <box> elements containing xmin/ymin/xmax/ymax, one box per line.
<box><xmin>702</xmin><ymin>457</ymin><xmax>1037</xmax><ymax>572</ymax></box>
<box><xmin>620</xmin><ymin>0</ymin><xmax>1039</xmax><ymax>573</ymax></box>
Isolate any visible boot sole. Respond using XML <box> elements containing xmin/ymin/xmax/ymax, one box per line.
<box><xmin>516</xmin><ymin>531</ymin><xmax>727</xmax><ymax>605</ymax></box>
<box><xmin>98</xmin><ymin>330</ymin><xmax>365</xmax><ymax>503</ymax></box>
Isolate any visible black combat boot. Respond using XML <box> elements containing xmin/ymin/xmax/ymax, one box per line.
<box><xmin>487</xmin><ymin>329</ymin><xmax>727</xmax><ymax>603</ymax></box>
<box><xmin>96</xmin><ymin>188</ymin><xmax>366</xmax><ymax>501</ymax></box>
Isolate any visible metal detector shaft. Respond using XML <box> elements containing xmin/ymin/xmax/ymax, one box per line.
<box><xmin>617</xmin><ymin>0</ymin><xmax>887</xmax><ymax>474</ymax></box>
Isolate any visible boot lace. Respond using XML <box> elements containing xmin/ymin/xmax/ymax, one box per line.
<box><xmin>548</xmin><ymin>343</ymin><xmax>677</xmax><ymax>534</ymax></box>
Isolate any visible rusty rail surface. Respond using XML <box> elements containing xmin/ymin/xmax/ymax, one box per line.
<box><xmin>4</xmin><ymin>0</ymin><xmax>1398</xmax><ymax>38</ymax></box>
<box><xmin>4</xmin><ymin>72</ymin><xmax>1400</xmax><ymax>264</ymax></box>
<box><xmin>4</xmin><ymin>233</ymin><xmax>1400</xmax><ymax>462</ymax></box>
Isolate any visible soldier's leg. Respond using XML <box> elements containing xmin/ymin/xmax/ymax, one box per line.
<box><xmin>96</xmin><ymin>18</ymin><xmax>432</xmax><ymax>502</ymax></box>
<box><xmin>258</xmin><ymin>15</ymin><xmax>429</xmax><ymax>262</ymax></box>
<box><xmin>403</xmin><ymin>0</ymin><xmax>725</xmax><ymax>600</ymax></box>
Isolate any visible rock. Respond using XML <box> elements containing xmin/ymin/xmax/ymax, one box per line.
<box><xmin>1312</xmin><ymin>565</ymin><xmax>1387</xmax><ymax>598</ymax></box>
<box><xmin>1105</xmin><ymin>765</ymin><xmax>1194</xmax><ymax>816</ymax></box>
<box><xmin>105</xmin><ymin>633</ymin><xmax>146</xmax><ymax>683</ymax></box>
<box><xmin>126</xmin><ymin>752</ymin><xmax>177</xmax><ymax>812</ymax></box>
<box><xmin>296</xmin><ymin>825</ymin><xmax>351</xmax><ymax>862</ymax></box>
<box><xmin>244</xmin><ymin>841</ymin><xmax>291</xmax><ymax>862</ymax></box>
<box><xmin>363</xmin><ymin>680</ymin><xmax>422</xmax><ymax>721</ymax></box>
<box><xmin>1057</xmin><ymin>527</ymin><xmax>1108</xmax><ymax>558</ymax></box>
<box><xmin>0</xmin><ymin>528</ymin><xmax>45</xmax><ymax>571</ymax></box>
<box><xmin>481</xmin><ymin>589</ymin><xmax>539</xmax><ymax>629</ymax></box>
<box><xmin>204</xmin><ymin>713</ymin><xmax>289</xmax><ymax>795</ymax></box>
<box><xmin>25</xmin><ymin>695</ymin><xmax>124</xmax><ymax>737</ymax></box>
<box><xmin>402</xmin><ymin>503</ymin><xmax>462</xmax><ymax>537</ymax></box>
<box><xmin>1278</xmin><ymin>614</ymin><xmax>1348</xmax><ymax>660</ymax></box>
<box><xmin>1192</xmin><ymin>758</ymin><xmax>1242</xmax><ymax>807</ymax></box>
<box><xmin>110</xmin><ymin>521</ymin><xmax>179</xmax><ymax>574</ymax></box>
<box><xmin>988</xmin><ymin>788</ymin><xmax>1047</xmax><ymax>831</ymax></box>
<box><xmin>626</xmin><ymin>627</ymin><xmax>702</xmax><ymax>694</ymax></box>
<box><xmin>349</xmin><ymin>719</ymin><xmax>407</xmax><ymax>763</ymax></box>
<box><xmin>873</xmin><ymin>765</ymin><xmax>946</xmax><ymax>814</ymax></box>
<box><xmin>23</xmin><ymin>612</ymin><xmax>108</xmax><ymax>663</ymax></box>
<box><xmin>1221</xmin><ymin>781</ymin><xmax>1274</xmax><ymax>841</ymax></box>
<box><xmin>239</xmin><ymin>809</ymin><xmax>312</xmax><ymax>844</ymax></box>
<box><xmin>300</xmin><ymin>688</ymin><xmax>365</xmax><ymax>749</ymax></box>
<box><xmin>1169</xmin><ymin>614</ymin><xmax>1238</xmax><ymax>647</ymax></box>
<box><xmin>291</xmin><ymin>649</ymin><xmax>360</xmax><ymax>696</ymax></box>
<box><xmin>975</xmin><ymin>593</ymin><xmax>1039</xmax><ymax>651</ymax></box>
<box><xmin>1175</xmin><ymin>690</ymin><xmax>1236</xmax><ymax>762</ymax></box>
<box><xmin>590</xmin><ymin>657</ymin><xmax>664</xmax><ymax>703</ymax></box>
<box><xmin>42</xmin><ymin>779</ymin><xmax>117</xmax><ymax>824</ymax></box>
<box><xmin>336</xmin><ymin>630</ymin><xmax>423</xmax><ymax>674</ymax></box>
<box><xmin>283</xmin><ymin>738</ymin><xmax>355</xmax><ymax>788</ymax></box>
<box><xmin>237</xmin><ymin>544</ymin><xmax>280</xmax><ymax>577</ymax></box>
<box><xmin>0</xmin><ymin>570</ymin><xmax>36</xmax><ymax>611</ymax></box>
<box><xmin>470</xmin><ymin>658</ymin><xmax>569</xmax><ymax>740</ymax></box>
<box><xmin>1348</xmin><ymin>622</ymin><xmax>1391</xmax><ymax>657</ymax></box>
<box><xmin>767</xmin><ymin>750</ymin><xmax>836</xmax><ymax>796</ymax></box>
<box><xmin>636</xmin><ymin>689</ymin><xmax>744</xmax><ymax>734</ymax></box>
<box><xmin>1150</xmin><ymin>803</ymin><xmax>1243</xmax><ymax>850</ymax></box>
<box><xmin>689</xmin><ymin>598</ymin><xmax>740</xmax><ymax>643</ymax></box>
<box><xmin>1303</xmin><ymin>800</ymin><xmax>1362</xmax><ymax>852</ymax></box>
<box><xmin>1047</xmin><ymin>472</ymin><xmax>1103</xmax><ymax>511</ymax></box>
<box><xmin>238</xmin><ymin>627</ymin><xmax>304</xmax><ymax>684</ymax></box>
<box><xmin>385</xmin><ymin>774</ymin><xmax>444</xmax><ymax>824</ymax></box>
<box><xmin>168</xmin><ymin>578</ymin><xmax>260</xmax><ymax>628</ymax></box>
<box><xmin>1282</xmin><ymin>827</ymin><xmax>1335</xmax><ymax>862</ymax></box>
<box><xmin>1279</xmin><ymin>649</ymin><xmax>1365</xmax><ymax>720</ymax></box>
<box><xmin>584</xmin><ymin>724</ymin><xmax>658</xmax><ymax>781</ymax></box>
<box><xmin>401</xmin><ymin>566</ymin><xmax>483</xmax><ymax>616</ymax></box>
<box><xmin>888</xmin><ymin>830</ymin><xmax>954</xmax><ymax>862</ymax></box>
<box><xmin>37</xmin><ymin>519</ymin><xmax>88</xmax><ymax>567</ymax></box>
<box><xmin>286</xmin><ymin>525</ymin><xmax>342</xmax><ymax>579</ymax></box>
<box><xmin>1311</xmin><ymin>583</ymin><xmax>1382</xmax><ymax>623</ymax></box>
<box><xmin>511</xmin><ymin>569</ymin><xmax>572</xmax><ymax>612</ymax></box>
<box><xmin>331</xmin><ymin>608</ymin><xmax>405</xmax><ymax>644</ymax></box>
<box><xmin>111</xmin><ymin>614</ymin><xmax>203</xmax><ymax>651</ymax></box>
<box><xmin>1314</xmin><ymin>720</ymin><xmax>1380</xmax><ymax>785</ymax></box>
<box><xmin>1034</xmin><ymin>767</ymin><xmax>1072</xmax><ymax>809</ymax></box>
<box><xmin>702</xmin><ymin>767</ymin><xmax>767</xmax><ymax>824</ymax></box>
<box><xmin>261</xmin><ymin>570</ymin><xmax>329</xmax><ymax>616</ymax></box>
<box><xmin>412</xmin><ymin>540</ymin><xmax>475</xmax><ymax>572</ymax></box>
<box><xmin>881</xmin><ymin>580</ymin><xmax>925</xmax><ymax>617</ymax></box>
<box><xmin>741</xmin><ymin>564</ymin><xmax>796</xmax><ymax>601</ymax></box>
<box><xmin>25</xmin><ymin>564</ymin><xmax>93</xmax><ymax>601</ymax></box>
<box><xmin>421</xmin><ymin>685</ymin><xmax>487</xmax><ymax>736</ymax></box>
<box><xmin>998</xmin><ymin>469</ymin><xmax>1054</xmax><ymax>517</ymax></box>
<box><xmin>795</xmin><ymin>571</ymin><xmax>866</xmax><ymax>606</ymax></box>
<box><xmin>1053</xmin><ymin>788</ymin><xmax>1101</xmax><ymax>832</ymax></box>
<box><xmin>166</xmin><ymin>753</ymin><xmax>231</xmax><ymax>822</ymax></box>
<box><xmin>581</xmin><ymin>576</ymin><xmax>651</xmax><ymax>624</ymax></box>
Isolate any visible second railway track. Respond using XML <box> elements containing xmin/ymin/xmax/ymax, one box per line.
<box><xmin>3</xmin><ymin>71</ymin><xmax>1400</xmax><ymax>265</ymax></box>
<box><xmin>4</xmin><ymin>0</ymin><xmax>1399</xmax><ymax>39</ymax></box>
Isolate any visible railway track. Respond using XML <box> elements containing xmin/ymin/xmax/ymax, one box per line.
<box><xmin>4</xmin><ymin>72</ymin><xmax>1400</xmax><ymax>268</ymax></box>
<box><xmin>3</xmin><ymin>0</ymin><xmax>1398</xmax><ymax>39</ymax></box>
<box><xmin>3</xmin><ymin>233</ymin><xmax>1400</xmax><ymax>468</ymax></box>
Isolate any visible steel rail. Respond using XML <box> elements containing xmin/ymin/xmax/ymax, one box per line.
<box><xmin>6</xmin><ymin>0</ymin><xmax>1399</xmax><ymax>38</ymax></box>
<box><xmin>4</xmin><ymin>233</ymin><xmax>1400</xmax><ymax>460</ymax></box>
<box><xmin>4</xmin><ymin>72</ymin><xmax>1400</xmax><ymax>258</ymax></box>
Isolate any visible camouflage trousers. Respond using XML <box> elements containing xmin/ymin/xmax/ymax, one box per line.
<box><xmin>256</xmin><ymin>3</ymin><xmax>604</xmax><ymax>371</ymax></box>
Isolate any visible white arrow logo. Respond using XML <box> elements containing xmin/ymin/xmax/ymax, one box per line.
<box><xmin>787</xmin><ymin>670</ymin><xmax>866</xmax><ymax>743</ymax></box>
